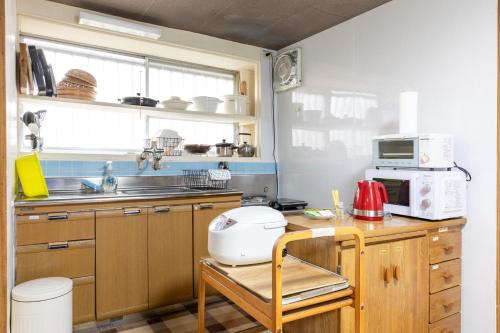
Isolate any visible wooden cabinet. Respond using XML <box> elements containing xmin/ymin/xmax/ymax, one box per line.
<box><xmin>15</xmin><ymin>210</ymin><xmax>96</xmax><ymax>324</ymax></box>
<box><xmin>148</xmin><ymin>204</ymin><xmax>193</xmax><ymax>308</ymax></box>
<box><xmin>16</xmin><ymin>240</ymin><xmax>95</xmax><ymax>283</ymax></box>
<box><xmin>428</xmin><ymin>228</ymin><xmax>463</xmax><ymax>330</ymax></box>
<box><xmin>430</xmin><ymin>259</ymin><xmax>461</xmax><ymax>294</ymax></box>
<box><xmin>429</xmin><ymin>313</ymin><xmax>460</xmax><ymax>333</ymax></box>
<box><xmin>193</xmin><ymin>201</ymin><xmax>241</xmax><ymax>296</ymax></box>
<box><xmin>96</xmin><ymin>208</ymin><xmax>149</xmax><ymax>320</ymax></box>
<box><xmin>429</xmin><ymin>231</ymin><xmax>461</xmax><ymax>264</ymax></box>
<box><xmin>73</xmin><ymin>276</ymin><xmax>96</xmax><ymax>324</ymax></box>
<box><xmin>16</xmin><ymin>211</ymin><xmax>95</xmax><ymax>246</ymax></box>
<box><xmin>341</xmin><ymin>236</ymin><xmax>428</xmax><ymax>333</ymax></box>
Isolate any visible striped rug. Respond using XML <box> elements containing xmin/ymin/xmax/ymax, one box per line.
<box><xmin>74</xmin><ymin>296</ymin><xmax>265</xmax><ymax>333</ymax></box>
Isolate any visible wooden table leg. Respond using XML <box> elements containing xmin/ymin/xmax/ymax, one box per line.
<box><xmin>198</xmin><ymin>265</ymin><xmax>206</xmax><ymax>333</ymax></box>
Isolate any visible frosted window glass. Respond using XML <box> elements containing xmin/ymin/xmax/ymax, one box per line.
<box><xmin>148</xmin><ymin>61</ymin><xmax>235</xmax><ymax>104</ymax></box>
<box><xmin>20</xmin><ymin>38</ymin><xmax>239</xmax><ymax>154</ymax></box>
<box><xmin>148</xmin><ymin>118</ymin><xmax>235</xmax><ymax>146</ymax></box>
<box><xmin>22</xmin><ymin>37</ymin><xmax>146</xmax><ymax>102</ymax></box>
<box><xmin>21</xmin><ymin>103</ymin><xmax>144</xmax><ymax>152</ymax></box>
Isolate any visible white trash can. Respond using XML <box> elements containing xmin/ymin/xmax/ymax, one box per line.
<box><xmin>11</xmin><ymin>277</ymin><xmax>73</xmax><ymax>333</ymax></box>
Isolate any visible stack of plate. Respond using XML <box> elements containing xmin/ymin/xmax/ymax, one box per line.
<box><xmin>57</xmin><ymin>69</ymin><xmax>97</xmax><ymax>101</ymax></box>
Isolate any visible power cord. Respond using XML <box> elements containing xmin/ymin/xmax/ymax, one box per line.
<box><xmin>454</xmin><ymin>161</ymin><xmax>472</xmax><ymax>182</ymax></box>
<box><xmin>267</xmin><ymin>51</ymin><xmax>279</xmax><ymax>200</ymax></box>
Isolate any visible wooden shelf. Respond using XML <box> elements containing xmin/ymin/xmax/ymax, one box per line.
<box><xmin>19</xmin><ymin>95</ymin><xmax>257</xmax><ymax>125</ymax></box>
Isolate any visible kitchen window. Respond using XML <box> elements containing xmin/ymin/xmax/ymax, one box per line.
<box><xmin>19</xmin><ymin>37</ymin><xmax>242</xmax><ymax>154</ymax></box>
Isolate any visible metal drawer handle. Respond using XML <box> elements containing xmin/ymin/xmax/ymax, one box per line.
<box><xmin>199</xmin><ymin>204</ymin><xmax>214</xmax><ymax>210</ymax></box>
<box><xmin>123</xmin><ymin>208</ymin><xmax>142</xmax><ymax>215</ymax></box>
<box><xmin>48</xmin><ymin>212</ymin><xmax>69</xmax><ymax>221</ymax></box>
<box><xmin>48</xmin><ymin>242</ymin><xmax>69</xmax><ymax>250</ymax></box>
<box><xmin>154</xmin><ymin>206</ymin><xmax>171</xmax><ymax>213</ymax></box>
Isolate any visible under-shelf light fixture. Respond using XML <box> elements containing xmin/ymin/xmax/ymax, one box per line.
<box><xmin>79</xmin><ymin>12</ymin><xmax>162</xmax><ymax>40</ymax></box>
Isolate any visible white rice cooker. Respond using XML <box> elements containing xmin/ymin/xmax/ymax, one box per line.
<box><xmin>208</xmin><ymin>206</ymin><xmax>288</xmax><ymax>266</ymax></box>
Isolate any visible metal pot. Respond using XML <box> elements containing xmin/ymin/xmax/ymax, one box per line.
<box><xmin>216</xmin><ymin>139</ymin><xmax>234</xmax><ymax>157</ymax></box>
<box><xmin>237</xmin><ymin>142</ymin><xmax>256</xmax><ymax>157</ymax></box>
<box><xmin>119</xmin><ymin>93</ymin><xmax>159</xmax><ymax>107</ymax></box>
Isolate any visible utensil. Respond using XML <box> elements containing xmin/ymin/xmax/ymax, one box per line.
<box><xmin>184</xmin><ymin>144</ymin><xmax>212</xmax><ymax>154</ymax></box>
<box><xmin>236</xmin><ymin>133</ymin><xmax>256</xmax><ymax>157</ymax></box>
<box><xmin>119</xmin><ymin>93</ymin><xmax>159</xmax><ymax>107</ymax></box>
<box><xmin>161</xmin><ymin>96</ymin><xmax>192</xmax><ymax>110</ymax></box>
<box><xmin>216</xmin><ymin>139</ymin><xmax>234</xmax><ymax>157</ymax></box>
<box><xmin>239</xmin><ymin>80</ymin><xmax>247</xmax><ymax>96</ymax></box>
<box><xmin>21</xmin><ymin>112</ymin><xmax>35</xmax><ymax>127</ymax></box>
<box><xmin>353</xmin><ymin>180</ymin><xmax>388</xmax><ymax>221</ymax></box>
<box><xmin>192</xmin><ymin>96</ymin><xmax>223</xmax><ymax>113</ymax></box>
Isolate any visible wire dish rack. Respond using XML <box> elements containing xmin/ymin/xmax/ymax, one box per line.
<box><xmin>156</xmin><ymin>137</ymin><xmax>184</xmax><ymax>156</ymax></box>
<box><xmin>183</xmin><ymin>169</ymin><xmax>229</xmax><ymax>190</ymax></box>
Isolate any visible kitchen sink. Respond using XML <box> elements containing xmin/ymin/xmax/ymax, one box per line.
<box><xmin>119</xmin><ymin>187</ymin><xmax>202</xmax><ymax>195</ymax></box>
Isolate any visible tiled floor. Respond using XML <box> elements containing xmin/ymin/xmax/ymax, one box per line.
<box><xmin>74</xmin><ymin>296</ymin><xmax>265</xmax><ymax>333</ymax></box>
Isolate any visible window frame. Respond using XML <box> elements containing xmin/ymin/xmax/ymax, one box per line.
<box><xmin>19</xmin><ymin>35</ymin><xmax>249</xmax><ymax>157</ymax></box>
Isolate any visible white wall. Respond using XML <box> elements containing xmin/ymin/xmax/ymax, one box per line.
<box><xmin>5</xmin><ymin>0</ymin><xmax>17</xmax><ymax>331</ymax></box>
<box><xmin>276</xmin><ymin>0</ymin><xmax>497</xmax><ymax>331</ymax></box>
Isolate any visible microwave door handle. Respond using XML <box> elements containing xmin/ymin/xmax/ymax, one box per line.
<box><xmin>410</xmin><ymin>174</ymin><xmax>420</xmax><ymax>217</ymax></box>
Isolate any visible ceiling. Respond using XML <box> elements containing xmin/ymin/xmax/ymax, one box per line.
<box><xmin>48</xmin><ymin>0</ymin><xmax>391</xmax><ymax>50</ymax></box>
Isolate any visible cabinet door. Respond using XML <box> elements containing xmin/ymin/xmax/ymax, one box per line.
<box><xmin>341</xmin><ymin>242</ymin><xmax>391</xmax><ymax>333</ymax></box>
<box><xmin>193</xmin><ymin>201</ymin><xmax>241</xmax><ymax>296</ymax></box>
<box><xmin>96</xmin><ymin>208</ymin><xmax>148</xmax><ymax>320</ymax></box>
<box><xmin>341</xmin><ymin>237</ymin><xmax>428</xmax><ymax>333</ymax></box>
<box><xmin>148</xmin><ymin>205</ymin><xmax>193</xmax><ymax>308</ymax></box>
<box><xmin>389</xmin><ymin>237</ymin><xmax>428</xmax><ymax>333</ymax></box>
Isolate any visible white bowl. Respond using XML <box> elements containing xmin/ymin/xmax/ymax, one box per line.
<box><xmin>192</xmin><ymin>96</ymin><xmax>223</xmax><ymax>113</ymax></box>
<box><xmin>161</xmin><ymin>96</ymin><xmax>191</xmax><ymax>110</ymax></box>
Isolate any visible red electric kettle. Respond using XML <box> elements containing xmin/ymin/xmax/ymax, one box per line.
<box><xmin>353</xmin><ymin>180</ymin><xmax>388</xmax><ymax>221</ymax></box>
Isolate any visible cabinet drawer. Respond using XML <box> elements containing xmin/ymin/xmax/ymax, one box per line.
<box><xmin>429</xmin><ymin>231</ymin><xmax>461</xmax><ymax>264</ymax></box>
<box><xmin>429</xmin><ymin>286</ymin><xmax>461</xmax><ymax>323</ymax></box>
<box><xmin>430</xmin><ymin>259</ymin><xmax>461</xmax><ymax>294</ymax></box>
<box><xmin>16</xmin><ymin>211</ymin><xmax>95</xmax><ymax>246</ymax></box>
<box><xmin>16</xmin><ymin>240</ymin><xmax>95</xmax><ymax>284</ymax></box>
<box><xmin>429</xmin><ymin>313</ymin><xmax>460</xmax><ymax>333</ymax></box>
<box><xmin>73</xmin><ymin>276</ymin><xmax>95</xmax><ymax>324</ymax></box>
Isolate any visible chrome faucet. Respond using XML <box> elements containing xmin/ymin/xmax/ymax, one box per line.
<box><xmin>137</xmin><ymin>138</ymin><xmax>164</xmax><ymax>171</ymax></box>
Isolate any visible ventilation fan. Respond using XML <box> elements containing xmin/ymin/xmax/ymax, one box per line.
<box><xmin>273</xmin><ymin>48</ymin><xmax>302</xmax><ymax>92</ymax></box>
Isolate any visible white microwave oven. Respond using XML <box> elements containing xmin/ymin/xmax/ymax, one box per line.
<box><xmin>372</xmin><ymin>134</ymin><xmax>454</xmax><ymax>168</ymax></box>
<box><xmin>365</xmin><ymin>168</ymin><xmax>466</xmax><ymax>220</ymax></box>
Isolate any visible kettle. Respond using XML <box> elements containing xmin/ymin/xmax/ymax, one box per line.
<box><xmin>353</xmin><ymin>180</ymin><xmax>388</xmax><ymax>221</ymax></box>
<box><xmin>236</xmin><ymin>133</ymin><xmax>256</xmax><ymax>157</ymax></box>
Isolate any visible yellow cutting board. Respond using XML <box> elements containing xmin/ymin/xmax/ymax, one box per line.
<box><xmin>15</xmin><ymin>153</ymin><xmax>48</xmax><ymax>197</ymax></box>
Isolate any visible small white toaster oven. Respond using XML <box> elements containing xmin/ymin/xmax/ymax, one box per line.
<box><xmin>372</xmin><ymin>133</ymin><xmax>454</xmax><ymax>169</ymax></box>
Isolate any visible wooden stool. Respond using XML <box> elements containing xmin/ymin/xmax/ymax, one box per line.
<box><xmin>198</xmin><ymin>226</ymin><xmax>365</xmax><ymax>333</ymax></box>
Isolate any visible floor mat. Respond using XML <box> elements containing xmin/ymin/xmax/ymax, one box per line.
<box><xmin>73</xmin><ymin>296</ymin><xmax>262</xmax><ymax>333</ymax></box>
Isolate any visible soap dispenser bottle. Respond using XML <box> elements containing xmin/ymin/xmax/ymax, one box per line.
<box><xmin>102</xmin><ymin>161</ymin><xmax>118</xmax><ymax>193</ymax></box>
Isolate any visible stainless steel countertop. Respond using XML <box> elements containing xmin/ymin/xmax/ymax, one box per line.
<box><xmin>15</xmin><ymin>187</ymin><xmax>243</xmax><ymax>207</ymax></box>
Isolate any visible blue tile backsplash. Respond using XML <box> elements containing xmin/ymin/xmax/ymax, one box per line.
<box><xmin>40</xmin><ymin>160</ymin><xmax>277</xmax><ymax>177</ymax></box>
